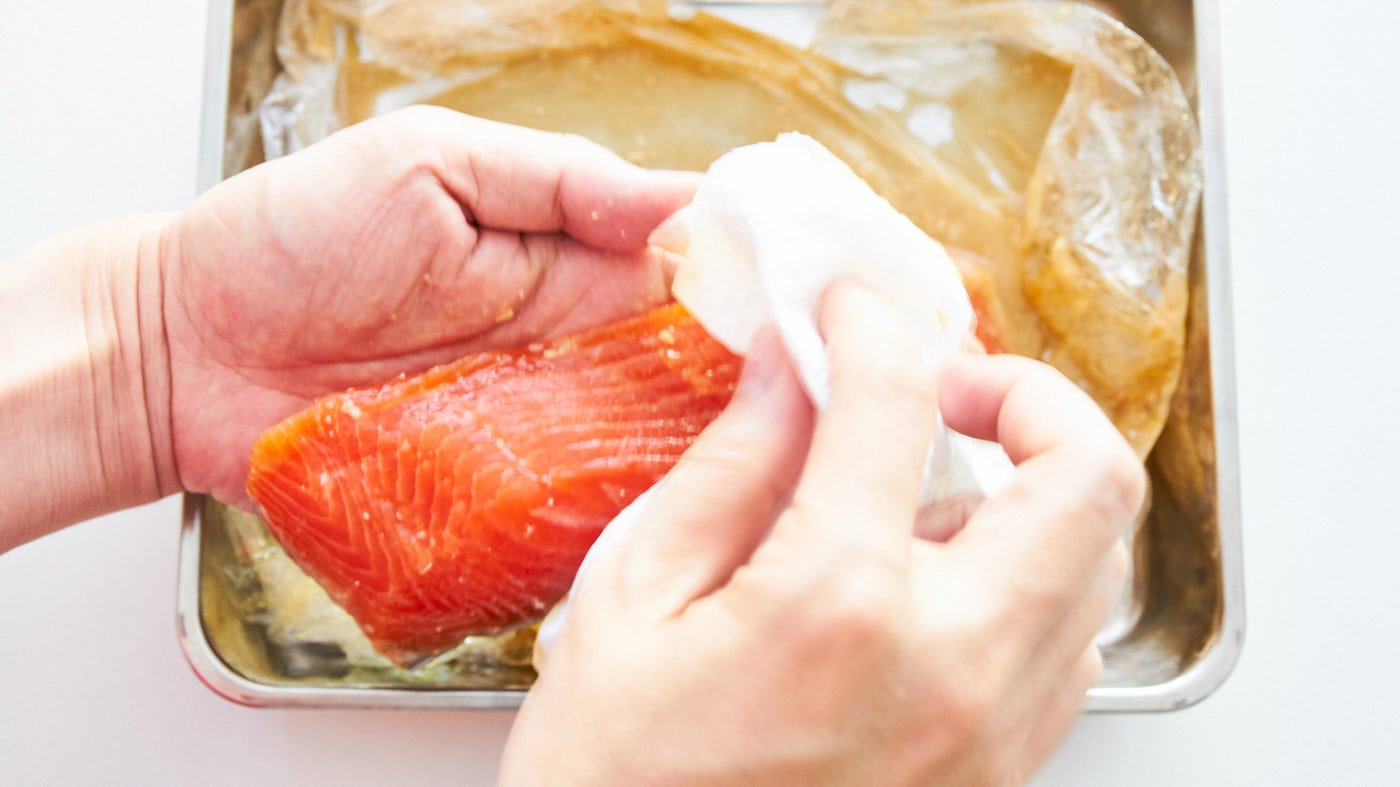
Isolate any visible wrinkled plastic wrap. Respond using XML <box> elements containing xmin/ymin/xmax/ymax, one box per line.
<box><xmin>256</xmin><ymin>0</ymin><xmax>1199</xmax><ymax>455</ymax></box>
<box><xmin>817</xmin><ymin>0</ymin><xmax>1201</xmax><ymax>454</ymax></box>
<box><xmin>215</xmin><ymin>0</ymin><xmax>1203</xmax><ymax>675</ymax></box>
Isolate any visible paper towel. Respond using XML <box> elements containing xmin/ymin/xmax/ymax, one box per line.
<box><xmin>535</xmin><ymin>134</ymin><xmax>1015</xmax><ymax>665</ymax></box>
<box><xmin>663</xmin><ymin>132</ymin><xmax>1014</xmax><ymax>503</ymax></box>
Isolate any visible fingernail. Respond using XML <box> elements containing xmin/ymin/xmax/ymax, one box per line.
<box><xmin>818</xmin><ymin>278</ymin><xmax>882</xmax><ymax>338</ymax></box>
<box><xmin>822</xmin><ymin>278</ymin><xmax>933</xmax><ymax>376</ymax></box>
<box><xmin>648</xmin><ymin>209</ymin><xmax>693</xmax><ymax>255</ymax></box>
<box><xmin>736</xmin><ymin>327</ymin><xmax>785</xmax><ymax>399</ymax></box>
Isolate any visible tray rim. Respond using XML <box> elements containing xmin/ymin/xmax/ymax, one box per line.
<box><xmin>178</xmin><ymin>0</ymin><xmax>1244</xmax><ymax>713</ymax></box>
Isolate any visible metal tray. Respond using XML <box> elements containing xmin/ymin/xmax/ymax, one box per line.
<box><xmin>179</xmin><ymin>0</ymin><xmax>1243</xmax><ymax>712</ymax></box>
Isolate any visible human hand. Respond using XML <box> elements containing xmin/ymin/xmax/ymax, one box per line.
<box><xmin>499</xmin><ymin>281</ymin><xmax>1142</xmax><ymax>785</ymax></box>
<box><xmin>156</xmin><ymin>106</ymin><xmax>696</xmax><ymax>505</ymax></box>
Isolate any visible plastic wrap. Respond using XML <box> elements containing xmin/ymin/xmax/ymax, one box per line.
<box><xmin>218</xmin><ymin>0</ymin><xmax>1202</xmax><ymax>674</ymax></box>
<box><xmin>816</xmin><ymin>0</ymin><xmax>1200</xmax><ymax>453</ymax></box>
<box><xmin>256</xmin><ymin>0</ymin><xmax>1200</xmax><ymax>455</ymax></box>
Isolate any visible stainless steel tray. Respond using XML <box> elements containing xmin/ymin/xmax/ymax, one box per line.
<box><xmin>179</xmin><ymin>0</ymin><xmax>1243</xmax><ymax>712</ymax></box>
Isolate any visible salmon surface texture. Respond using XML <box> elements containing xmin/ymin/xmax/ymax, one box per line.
<box><xmin>247</xmin><ymin>304</ymin><xmax>741</xmax><ymax>666</ymax></box>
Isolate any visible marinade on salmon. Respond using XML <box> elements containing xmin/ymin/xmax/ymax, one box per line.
<box><xmin>247</xmin><ymin>304</ymin><xmax>741</xmax><ymax>666</ymax></box>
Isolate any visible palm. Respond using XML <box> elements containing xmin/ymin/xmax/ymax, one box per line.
<box><xmin>163</xmin><ymin>108</ymin><xmax>694</xmax><ymax>505</ymax></box>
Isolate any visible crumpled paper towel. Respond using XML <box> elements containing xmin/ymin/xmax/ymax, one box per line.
<box><xmin>665</xmin><ymin>132</ymin><xmax>1014</xmax><ymax>504</ymax></box>
<box><xmin>535</xmin><ymin>133</ymin><xmax>1015</xmax><ymax>663</ymax></box>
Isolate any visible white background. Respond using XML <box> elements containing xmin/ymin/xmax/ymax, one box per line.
<box><xmin>2</xmin><ymin>1</ymin><xmax>1398</xmax><ymax>784</ymax></box>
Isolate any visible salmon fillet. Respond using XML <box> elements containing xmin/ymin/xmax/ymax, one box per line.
<box><xmin>247</xmin><ymin>304</ymin><xmax>741</xmax><ymax>666</ymax></box>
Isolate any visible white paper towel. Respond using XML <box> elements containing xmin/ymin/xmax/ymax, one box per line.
<box><xmin>662</xmin><ymin>132</ymin><xmax>1014</xmax><ymax>503</ymax></box>
<box><xmin>535</xmin><ymin>134</ymin><xmax>1015</xmax><ymax>664</ymax></box>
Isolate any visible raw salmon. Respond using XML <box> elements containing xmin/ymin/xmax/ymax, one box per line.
<box><xmin>247</xmin><ymin>304</ymin><xmax>741</xmax><ymax>666</ymax></box>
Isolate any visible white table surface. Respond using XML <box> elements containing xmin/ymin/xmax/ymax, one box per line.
<box><xmin>3</xmin><ymin>1</ymin><xmax>1398</xmax><ymax>784</ymax></box>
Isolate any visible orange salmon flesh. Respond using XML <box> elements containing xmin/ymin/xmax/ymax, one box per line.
<box><xmin>247</xmin><ymin>304</ymin><xmax>741</xmax><ymax>666</ymax></box>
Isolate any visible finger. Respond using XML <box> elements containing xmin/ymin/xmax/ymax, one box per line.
<box><xmin>1033</xmin><ymin>540</ymin><xmax>1130</xmax><ymax>669</ymax></box>
<box><xmin>959</xmin><ymin>456</ymin><xmax>1139</xmax><ymax>648</ymax></box>
<box><xmin>937</xmin><ymin>354</ymin><xmax>1145</xmax><ymax>641</ymax></box>
<box><xmin>777</xmin><ymin>280</ymin><xmax>941</xmax><ymax>561</ymax></box>
<box><xmin>937</xmin><ymin>353</ymin><xmax>1127</xmax><ymax>465</ymax></box>
<box><xmin>315</xmin><ymin>232</ymin><xmax>675</xmax><ymax>383</ymax></box>
<box><xmin>607</xmin><ymin>329</ymin><xmax>815</xmax><ymax>617</ymax></box>
<box><xmin>374</xmin><ymin>106</ymin><xmax>701</xmax><ymax>251</ymax></box>
<box><xmin>1001</xmin><ymin>541</ymin><xmax>1125</xmax><ymax>730</ymax></box>
<box><xmin>1014</xmin><ymin>646</ymin><xmax>1101</xmax><ymax>780</ymax></box>
<box><xmin>648</xmin><ymin>211</ymin><xmax>690</xmax><ymax>291</ymax></box>
<box><xmin>459</xmin><ymin>230</ymin><xmax>675</xmax><ymax>345</ymax></box>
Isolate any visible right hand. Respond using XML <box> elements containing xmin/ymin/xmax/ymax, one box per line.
<box><xmin>500</xmin><ymin>280</ymin><xmax>1142</xmax><ymax>786</ymax></box>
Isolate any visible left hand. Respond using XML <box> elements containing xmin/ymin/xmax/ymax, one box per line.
<box><xmin>153</xmin><ymin>106</ymin><xmax>697</xmax><ymax>506</ymax></box>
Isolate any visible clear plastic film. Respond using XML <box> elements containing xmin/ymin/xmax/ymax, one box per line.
<box><xmin>816</xmin><ymin>0</ymin><xmax>1201</xmax><ymax>454</ymax></box>
<box><xmin>225</xmin><ymin>0</ymin><xmax>1203</xmax><ymax>671</ymax></box>
<box><xmin>256</xmin><ymin>0</ymin><xmax>1200</xmax><ymax>456</ymax></box>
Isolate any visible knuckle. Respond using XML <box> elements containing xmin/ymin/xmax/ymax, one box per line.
<box><xmin>1108</xmin><ymin>539</ymin><xmax>1131</xmax><ymax>590</ymax></box>
<box><xmin>379</xmin><ymin>103</ymin><xmax>452</xmax><ymax>132</ymax></box>
<box><xmin>1072</xmin><ymin>447</ymin><xmax>1147</xmax><ymax>539</ymax></box>
<box><xmin>807</xmin><ymin>563</ymin><xmax>902</xmax><ymax>642</ymax></box>
<box><xmin>1010</xmin><ymin>576</ymin><xmax>1073</xmax><ymax>623</ymax></box>
<box><xmin>1008</xmin><ymin>356</ymin><xmax>1067</xmax><ymax>391</ymax></box>
<box><xmin>865</xmin><ymin>352</ymin><xmax>940</xmax><ymax>414</ymax></box>
<box><xmin>1019</xmin><ymin>356</ymin><xmax>1063</xmax><ymax>380</ymax></box>
<box><xmin>520</xmin><ymin>233</ymin><xmax>562</xmax><ymax>271</ymax></box>
<box><xmin>552</xmin><ymin>130</ymin><xmax>589</xmax><ymax>146</ymax></box>
<box><xmin>682</xmin><ymin>429</ymin><xmax>787</xmax><ymax>495</ymax></box>
<box><xmin>929</xmin><ymin>674</ymin><xmax>997</xmax><ymax>749</ymax></box>
<box><xmin>550</xmin><ymin>130</ymin><xmax>605</xmax><ymax>159</ymax></box>
<box><xmin>1079</xmin><ymin>646</ymin><xmax>1105</xmax><ymax>689</ymax></box>
<box><xmin>1107</xmin><ymin>448</ymin><xmax>1148</xmax><ymax>512</ymax></box>
<box><xmin>895</xmin><ymin>363</ymin><xmax>942</xmax><ymax>411</ymax></box>
<box><xmin>395</xmin><ymin>103</ymin><xmax>444</xmax><ymax>122</ymax></box>
<box><xmin>980</xmin><ymin>563</ymin><xmax>1072</xmax><ymax>635</ymax></box>
<box><xmin>907</xmin><ymin>602</ymin><xmax>1015</xmax><ymax>756</ymax></box>
<box><xmin>683</xmin><ymin>443</ymin><xmax>755</xmax><ymax>480</ymax></box>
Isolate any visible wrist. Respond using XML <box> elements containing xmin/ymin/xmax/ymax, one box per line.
<box><xmin>125</xmin><ymin>214</ymin><xmax>180</xmax><ymax>501</ymax></box>
<box><xmin>0</xmin><ymin>214</ymin><xmax>178</xmax><ymax>550</ymax></box>
<box><xmin>79</xmin><ymin>213</ymin><xmax>182</xmax><ymax>510</ymax></box>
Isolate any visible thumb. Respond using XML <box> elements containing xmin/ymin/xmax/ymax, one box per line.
<box><xmin>597</xmin><ymin>328</ymin><xmax>814</xmax><ymax>620</ymax></box>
